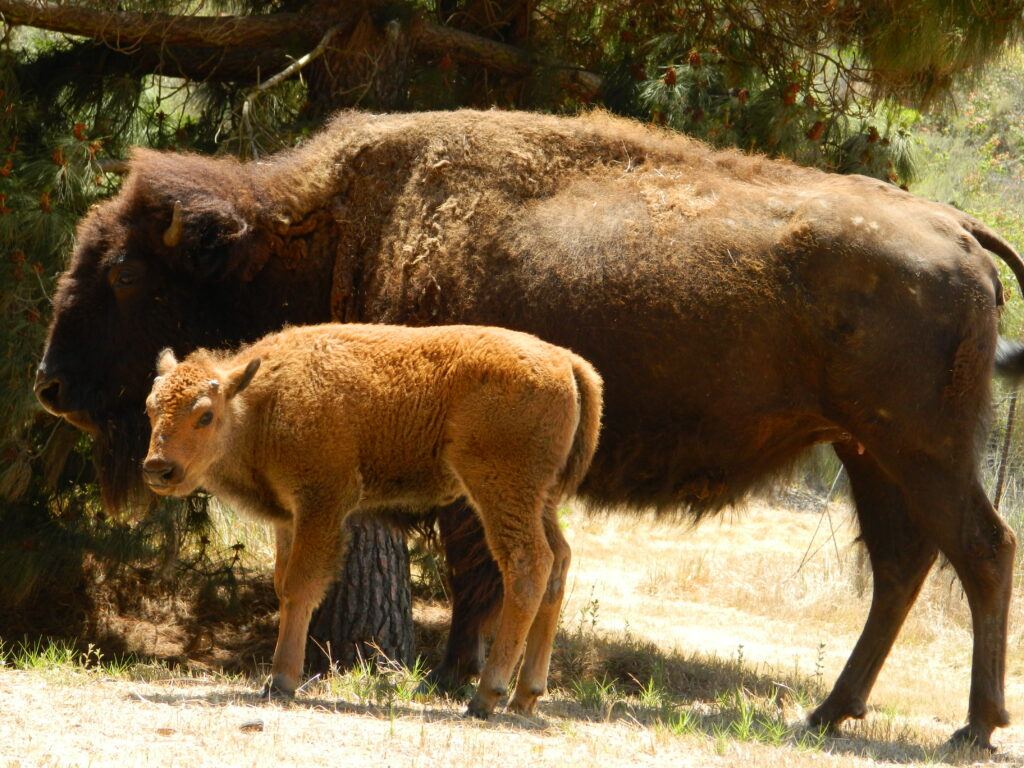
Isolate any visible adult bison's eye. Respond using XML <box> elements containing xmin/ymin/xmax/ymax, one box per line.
<box><xmin>108</xmin><ymin>260</ymin><xmax>145</xmax><ymax>291</ymax></box>
<box><xmin>196</xmin><ymin>411</ymin><xmax>214</xmax><ymax>428</ymax></box>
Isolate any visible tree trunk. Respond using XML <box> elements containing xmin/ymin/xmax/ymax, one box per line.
<box><xmin>305</xmin><ymin>514</ymin><xmax>414</xmax><ymax>674</ymax></box>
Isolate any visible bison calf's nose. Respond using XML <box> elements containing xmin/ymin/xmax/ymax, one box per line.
<box><xmin>34</xmin><ymin>368</ymin><xmax>67</xmax><ymax>414</ymax></box>
<box><xmin>143</xmin><ymin>458</ymin><xmax>181</xmax><ymax>487</ymax></box>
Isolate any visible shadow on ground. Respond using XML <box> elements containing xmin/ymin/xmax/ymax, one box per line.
<box><xmin>119</xmin><ymin>613</ymin><xmax>1004</xmax><ymax>767</ymax></box>
<box><xmin>5</xmin><ymin>569</ymin><xmax>1009</xmax><ymax>766</ymax></box>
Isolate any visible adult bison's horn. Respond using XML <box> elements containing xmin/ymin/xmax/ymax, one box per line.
<box><xmin>163</xmin><ymin>201</ymin><xmax>183</xmax><ymax>248</ymax></box>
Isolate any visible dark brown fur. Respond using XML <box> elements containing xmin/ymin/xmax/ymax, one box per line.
<box><xmin>39</xmin><ymin>109</ymin><xmax>1024</xmax><ymax>746</ymax></box>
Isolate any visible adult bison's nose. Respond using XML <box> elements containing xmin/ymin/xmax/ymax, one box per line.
<box><xmin>34</xmin><ymin>363</ymin><xmax>68</xmax><ymax>415</ymax></box>
<box><xmin>142</xmin><ymin>457</ymin><xmax>182</xmax><ymax>487</ymax></box>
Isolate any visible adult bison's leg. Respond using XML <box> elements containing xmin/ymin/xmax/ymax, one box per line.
<box><xmin>809</xmin><ymin>444</ymin><xmax>937</xmax><ymax>731</ymax></box>
<box><xmin>429</xmin><ymin>501</ymin><xmax>504</xmax><ymax>693</ymax></box>
<box><xmin>900</xmin><ymin>466</ymin><xmax>1015</xmax><ymax>750</ymax></box>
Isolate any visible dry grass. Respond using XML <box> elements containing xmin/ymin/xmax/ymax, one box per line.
<box><xmin>3</xmin><ymin>496</ymin><xmax>1024</xmax><ymax>767</ymax></box>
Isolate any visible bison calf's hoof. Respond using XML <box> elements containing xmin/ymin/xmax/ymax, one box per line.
<box><xmin>507</xmin><ymin>696</ymin><xmax>540</xmax><ymax>717</ymax></box>
<box><xmin>465</xmin><ymin>697</ymin><xmax>493</xmax><ymax>720</ymax></box>
<box><xmin>465</xmin><ymin>685</ymin><xmax>505</xmax><ymax>720</ymax></box>
<box><xmin>261</xmin><ymin>676</ymin><xmax>297</xmax><ymax>702</ymax></box>
<box><xmin>949</xmin><ymin>725</ymin><xmax>996</xmax><ymax>753</ymax></box>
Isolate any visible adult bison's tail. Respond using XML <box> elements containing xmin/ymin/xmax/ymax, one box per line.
<box><xmin>961</xmin><ymin>214</ymin><xmax>1024</xmax><ymax>384</ymax></box>
<box><xmin>963</xmin><ymin>216</ymin><xmax>1024</xmax><ymax>291</ymax></box>
<box><xmin>996</xmin><ymin>339</ymin><xmax>1024</xmax><ymax>381</ymax></box>
<box><xmin>558</xmin><ymin>356</ymin><xmax>604</xmax><ymax>501</ymax></box>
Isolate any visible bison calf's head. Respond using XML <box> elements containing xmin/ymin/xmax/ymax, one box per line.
<box><xmin>143</xmin><ymin>348</ymin><xmax>260</xmax><ymax>497</ymax></box>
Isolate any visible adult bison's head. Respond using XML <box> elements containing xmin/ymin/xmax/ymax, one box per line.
<box><xmin>35</xmin><ymin>149</ymin><xmax>272</xmax><ymax>510</ymax></box>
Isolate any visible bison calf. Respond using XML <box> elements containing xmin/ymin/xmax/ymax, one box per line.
<box><xmin>142</xmin><ymin>323</ymin><xmax>602</xmax><ymax>718</ymax></box>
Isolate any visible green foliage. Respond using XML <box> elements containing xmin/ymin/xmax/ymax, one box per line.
<box><xmin>319</xmin><ymin>653</ymin><xmax>433</xmax><ymax>707</ymax></box>
<box><xmin>612</xmin><ymin>13</ymin><xmax>922</xmax><ymax>183</ymax></box>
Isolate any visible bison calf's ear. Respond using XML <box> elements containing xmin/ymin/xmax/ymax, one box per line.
<box><xmin>226</xmin><ymin>358</ymin><xmax>261</xmax><ymax>400</ymax></box>
<box><xmin>156</xmin><ymin>348</ymin><xmax>178</xmax><ymax>376</ymax></box>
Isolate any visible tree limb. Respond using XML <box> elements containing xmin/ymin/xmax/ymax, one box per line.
<box><xmin>0</xmin><ymin>0</ymin><xmax>321</xmax><ymax>50</ymax></box>
<box><xmin>18</xmin><ymin>37</ymin><xmax>293</xmax><ymax>86</ymax></box>
<box><xmin>0</xmin><ymin>0</ymin><xmax>602</xmax><ymax>97</ymax></box>
<box><xmin>239</xmin><ymin>24</ymin><xmax>343</xmax><ymax>158</ymax></box>
<box><xmin>409</xmin><ymin>16</ymin><xmax>602</xmax><ymax>98</ymax></box>
<box><xmin>248</xmin><ymin>24</ymin><xmax>342</xmax><ymax>96</ymax></box>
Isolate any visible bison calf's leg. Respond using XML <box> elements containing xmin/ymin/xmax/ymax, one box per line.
<box><xmin>272</xmin><ymin>524</ymin><xmax>293</xmax><ymax>602</ymax></box>
<box><xmin>509</xmin><ymin>505</ymin><xmax>571</xmax><ymax>716</ymax></box>
<box><xmin>430</xmin><ymin>502</ymin><xmax>504</xmax><ymax>694</ymax></box>
<box><xmin>460</xmin><ymin>492</ymin><xmax>553</xmax><ymax>719</ymax></box>
<box><xmin>810</xmin><ymin>446</ymin><xmax>937</xmax><ymax>731</ymax></box>
<box><xmin>267</xmin><ymin>494</ymin><xmax>350</xmax><ymax>698</ymax></box>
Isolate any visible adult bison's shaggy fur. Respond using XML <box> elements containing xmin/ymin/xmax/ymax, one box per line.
<box><xmin>38</xmin><ymin>109</ymin><xmax>1024</xmax><ymax>747</ymax></box>
<box><xmin>143</xmin><ymin>323</ymin><xmax>601</xmax><ymax>718</ymax></box>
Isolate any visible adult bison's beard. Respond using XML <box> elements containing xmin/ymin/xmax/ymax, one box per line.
<box><xmin>93</xmin><ymin>407</ymin><xmax>154</xmax><ymax>513</ymax></box>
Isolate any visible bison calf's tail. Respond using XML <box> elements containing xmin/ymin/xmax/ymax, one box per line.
<box><xmin>557</xmin><ymin>357</ymin><xmax>603</xmax><ymax>501</ymax></box>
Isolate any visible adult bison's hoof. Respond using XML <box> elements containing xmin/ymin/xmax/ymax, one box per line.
<box><xmin>807</xmin><ymin>695</ymin><xmax>866</xmax><ymax>733</ymax></box>
<box><xmin>422</xmin><ymin>665</ymin><xmax>475</xmax><ymax>699</ymax></box>
<box><xmin>948</xmin><ymin>725</ymin><xmax>996</xmax><ymax>753</ymax></box>
<box><xmin>260</xmin><ymin>676</ymin><xmax>296</xmax><ymax>701</ymax></box>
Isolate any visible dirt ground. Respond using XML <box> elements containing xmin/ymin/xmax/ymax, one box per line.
<box><xmin>2</xmin><ymin>498</ymin><xmax>1023</xmax><ymax>767</ymax></box>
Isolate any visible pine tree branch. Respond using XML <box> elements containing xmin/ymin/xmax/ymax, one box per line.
<box><xmin>409</xmin><ymin>16</ymin><xmax>602</xmax><ymax>98</ymax></box>
<box><xmin>18</xmin><ymin>37</ymin><xmax>293</xmax><ymax>86</ymax></box>
<box><xmin>131</xmin><ymin>45</ymin><xmax>293</xmax><ymax>83</ymax></box>
<box><xmin>248</xmin><ymin>24</ymin><xmax>342</xmax><ymax>96</ymax></box>
<box><xmin>0</xmin><ymin>0</ymin><xmax>320</xmax><ymax>50</ymax></box>
<box><xmin>0</xmin><ymin>0</ymin><xmax>602</xmax><ymax>96</ymax></box>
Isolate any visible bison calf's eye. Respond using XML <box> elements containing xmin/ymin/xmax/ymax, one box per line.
<box><xmin>197</xmin><ymin>411</ymin><xmax>213</xmax><ymax>428</ymax></box>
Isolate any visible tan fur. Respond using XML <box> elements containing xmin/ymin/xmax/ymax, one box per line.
<box><xmin>142</xmin><ymin>323</ymin><xmax>602</xmax><ymax>718</ymax></box>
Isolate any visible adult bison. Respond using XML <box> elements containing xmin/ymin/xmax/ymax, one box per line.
<box><xmin>37</xmin><ymin>109</ymin><xmax>1023</xmax><ymax>748</ymax></box>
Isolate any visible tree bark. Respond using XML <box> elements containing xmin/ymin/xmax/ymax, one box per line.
<box><xmin>305</xmin><ymin>514</ymin><xmax>414</xmax><ymax>673</ymax></box>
